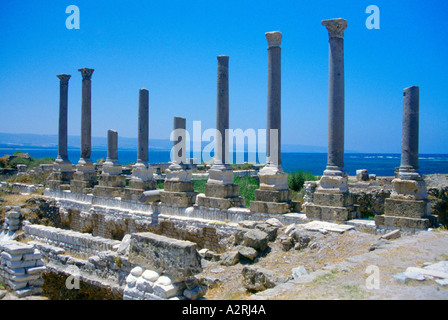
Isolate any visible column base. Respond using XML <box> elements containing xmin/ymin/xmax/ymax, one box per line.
<box><xmin>47</xmin><ymin>171</ymin><xmax>73</xmax><ymax>190</ymax></box>
<box><xmin>258</xmin><ymin>165</ymin><xmax>289</xmax><ymax>191</ymax></box>
<box><xmin>196</xmin><ymin>194</ymin><xmax>245</xmax><ymax>209</ymax></box>
<box><xmin>305</xmin><ymin>191</ymin><xmax>359</xmax><ymax>222</ymax></box>
<box><xmin>249</xmin><ymin>200</ymin><xmax>301</xmax><ymax>215</ymax></box>
<box><xmin>317</xmin><ymin>166</ymin><xmax>348</xmax><ymax>193</ymax></box>
<box><xmin>375</xmin><ymin>214</ymin><xmax>437</xmax><ymax>231</ymax></box>
<box><xmin>92</xmin><ymin>186</ymin><xmax>125</xmax><ymax>198</ymax></box>
<box><xmin>159</xmin><ymin>190</ymin><xmax>198</xmax><ymax>207</ymax></box>
<box><xmin>207</xmin><ymin>164</ymin><xmax>234</xmax><ymax>184</ymax></box>
<box><xmin>121</xmin><ymin>180</ymin><xmax>157</xmax><ymax>201</ymax></box>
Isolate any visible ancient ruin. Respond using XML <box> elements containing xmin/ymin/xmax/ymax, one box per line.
<box><xmin>0</xmin><ymin>18</ymin><xmax>445</xmax><ymax>301</ymax></box>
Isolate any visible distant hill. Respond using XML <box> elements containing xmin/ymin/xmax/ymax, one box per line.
<box><xmin>0</xmin><ymin>132</ymin><xmax>333</xmax><ymax>153</ymax></box>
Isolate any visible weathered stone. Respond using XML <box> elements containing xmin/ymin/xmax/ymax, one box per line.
<box><xmin>291</xmin><ymin>266</ymin><xmax>308</xmax><ymax>280</ymax></box>
<box><xmin>142</xmin><ymin>270</ymin><xmax>160</xmax><ymax>282</ymax></box>
<box><xmin>128</xmin><ymin>232</ymin><xmax>201</xmax><ymax>282</ymax></box>
<box><xmin>242</xmin><ymin>229</ymin><xmax>269</xmax><ymax>251</ymax></box>
<box><xmin>242</xmin><ymin>266</ymin><xmax>276</xmax><ymax>291</ymax></box>
<box><xmin>356</xmin><ymin>169</ymin><xmax>369</xmax><ymax>182</ymax></box>
<box><xmin>183</xmin><ymin>285</ymin><xmax>206</xmax><ymax>300</ymax></box>
<box><xmin>220</xmin><ymin>250</ymin><xmax>240</xmax><ymax>266</ymax></box>
<box><xmin>380</xmin><ymin>229</ymin><xmax>401</xmax><ymax>240</ymax></box>
<box><xmin>238</xmin><ymin>246</ymin><xmax>258</xmax><ymax>261</ymax></box>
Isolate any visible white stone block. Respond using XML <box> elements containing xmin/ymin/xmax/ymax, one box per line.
<box><xmin>142</xmin><ymin>270</ymin><xmax>160</xmax><ymax>282</ymax></box>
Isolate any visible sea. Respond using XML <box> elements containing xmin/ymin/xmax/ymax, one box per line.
<box><xmin>1</xmin><ymin>147</ymin><xmax>448</xmax><ymax>177</ymax></box>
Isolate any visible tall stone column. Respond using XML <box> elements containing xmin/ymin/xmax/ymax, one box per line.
<box><xmin>71</xmin><ymin>68</ymin><xmax>97</xmax><ymax>194</ymax></box>
<box><xmin>257</xmin><ymin>31</ymin><xmax>289</xmax><ymax>191</ymax></box>
<box><xmin>376</xmin><ymin>86</ymin><xmax>436</xmax><ymax>230</ymax></box>
<box><xmin>48</xmin><ymin>74</ymin><xmax>73</xmax><ymax>190</ymax></box>
<box><xmin>250</xmin><ymin>31</ymin><xmax>300</xmax><ymax>214</ymax></box>
<box><xmin>318</xmin><ymin>18</ymin><xmax>349</xmax><ymax>193</ymax></box>
<box><xmin>55</xmin><ymin>74</ymin><xmax>72</xmax><ymax>171</ymax></box>
<box><xmin>137</xmin><ymin>88</ymin><xmax>149</xmax><ymax>164</ymax></box>
<box><xmin>77</xmin><ymin>68</ymin><xmax>95</xmax><ymax>170</ymax></box>
<box><xmin>123</xmin><ymin>89</ymin><xmax>156</xmax><ymax>200</ymax></box>
<box><xmin>208</xmin><ymin>55</ymin><xmax>233</xmax><ymax>184</ymax></box>
<box><xmin>198</xmin><ymin>56</ymin><xmax>244</xmax><ymax>209</ymax></box>
<box><xmin>305</xmin><ymin>19</ymin><xmax>358</xmax><ymax>222</ymax></box>
<box><xmin>160</xmin><ymin>117</ymin><xmax>197</xmax><ymax>207</ymax></box>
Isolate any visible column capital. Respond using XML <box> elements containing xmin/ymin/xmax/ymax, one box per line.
<box><xmin>57</xmin><ymin>74</ymin><xmax>71</xmax><ymax>85</ymax></box>
<box><xmin>322</xmin><ymin>18</ymin><xmax>348</xmax><ymax>39</ymax></box>
<box><xmin>78</xmin><ymin>68</ymin><xmax>94</xmax><ymax>80</ymax></box>
<box><xmin>265</xmin><ymin>31</ymin><xmax>282</xmax><ymax>48</ymax></box>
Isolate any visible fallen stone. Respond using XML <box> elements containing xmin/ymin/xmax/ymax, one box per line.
<box><xmin>0</xmin><ymin>290</ymin><xmax>6</xmax><ymax>299</ymax></box>
<box><xmin>117</xmin><ymin>234</ymin><xmax>132</xmax><ymax>256</ymax></box>
<box><xmin>393</xmin><ymin>273</ymin><xmax>407</xmax><ymax>284</ymax></box>
<box><xmin>136</xmin><ymin>277</ymin><xmax>153</xmax><ymax>293</ymax></box>
<box><xmin>284</xmin><ymin>224</ymin><xmax>297</xmax><ymax>236</ymax></box>
<box><xmin>435</xmin><ymin>279</ymin><xmax>448</xmax><ymax>286</ymax></box>
<box><xmin>238</xmin><ymin>221</ymin><xmax>258</xmax><ymax>229</ymax></box>
<box><xmin>238</xmin><ymin>246</ymin><xmax>258</xmax><ymax>261</ymax></box>
<box><xmin>403</xmin><ymin>268</ymin><xmax>425</xmax><ymax>281</ymax></box>
<box><xmin>220</xmin><ymin>250</ymin><xmax>240</xmax><ymax>266</ymax></box>
<box><xmin>242</xmin><ymin>229</ymin><xmax>269</xmax><ymax>251</ymax></box>
<box><xmin>198</xmin><ymin>276</ymin><xmax>222</xmax><ymax>289</ymax></box>
<box><xmin>153</xmin><ymin>282</ymin><xmax>184</xmax><ymax>299</ymax></box>
<box><xmin>126</xmin><ymin>274</ymin><xmax>138</xmax><ymax>287</ymax></box>
<box><xmin>183</xmin><ymin>285</ymin><xmax>206</xmax><ymax>300</ymax></box>
<box><xmin>242</xmin><ymin>266</ymin><xmax>276</xmax><ymax>292</ymax></box>
<box><xmin>406</xmin><ymin>267</ymin><xmax>448</xmax><ymax>279</ymax></box>
<box><xmin>291</xmin><ymin>266</ymin><xmax>308</xmax><ymax>280</ymax></box>
<box><xmin>154</xmin><ymin>275</ymin><xmax>173</xmax><ymax>287</ymax></box>
<box><xmin>380</xmin><ymin>229</ymin><xmax>401</xmax><ymax>240</ymax></box>
<box><xmin>184</xmin><ymin>276</ymin><xmax>199</xmax><ymax>290</ymax></box>
<box><xmin>369</xmin><ymin>239</ymin><xmax>392</xmax><ymax>251</ymax></box>
<box><xmin>265</xmin><ymin>218</ymin><xmax>283</xmax><ymax>228</ymax></box>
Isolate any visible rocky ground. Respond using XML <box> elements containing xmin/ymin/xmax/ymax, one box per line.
<box><xmin>199</xmin><ymin>223</ymin><xmax>448</xmax><ymax>300</ymax></box>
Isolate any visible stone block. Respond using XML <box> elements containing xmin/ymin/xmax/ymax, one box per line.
<box><xmin>128</xmin><ymin>232</ymin><xmax>202</xmax><ymax>282</ymax></box>
<box><xmin>70</xmin><ymin>178</ymin><xmax>96</xmax><ymax>194</ymax></box>
<box><xmin>98</xmin><ymin>174</ymin><xmax>126</xmax><ymax>188</ymax></box>
<box><xmin>375</xmin><ymin>215</ymin><xmax>432</xmax><ymax>230</ymax></box>
<box><xmin>128</xmin><ymin>179</ymin><xmax>157</xmax><ymax>191</ymax></box>
<box><xmin>92</xmin><ymin>186</ymin><xmax>124</xmax><ymax>198</ymax></box>
<box><xmin>305</xmin><ymin>203</ymin><xmax>359</xmax><ymax>222</ymax></box>
<box><xmin>164</xmin><ymin>180</ymin><xmax>194</xmax><ymax>192</ymax></box>
<box><xmin>196</xmin><ymin>194</ymin><xmax>244</xmax><ymax>209</ymax></box>
<box><xmin>384</xmin><ymin>198</ymin><xmax>430</xmax><ymax>219</ymax></box>
<box><xmin>312</xmin><ymin>191</ymin><xmax>353</xmax><ymax>207</ymax></box>
<box><xmin>249</xmin><ymin>200</ymin><xmax>290</xmax><ymax>214</ymax></box>
<box><xmin>121</xmin><ymin>188</ymin><xmax>145</xmax><ymax>201</ymax></box>
<box><xmin>159</xmin><ymin>190</ymin><xmax>197</xmax><ymax>207</ymax></box>
<box><xmin>254</xmin><ymin>189</ymin><xmax>291</xmax><ymax>203</ymax></box>
<box><xmin>356</xmin><ymin>169</ymin><xmax>369</xmax><ymax>182</ymax></box>
<box><xmin>205</xmin><ymin>183</ymin><xmax>239</xmax><ymax>198</ymax></box>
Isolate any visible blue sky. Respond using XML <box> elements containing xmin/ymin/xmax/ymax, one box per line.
<box><xmin>0</xmin><ymin>0</ymin><xmax>447</xmax><ymax>153</ymax></box>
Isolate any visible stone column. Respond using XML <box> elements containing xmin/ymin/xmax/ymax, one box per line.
<box><xmin>208</xmin><ymin>55</ymin><xmax>233</xmax><ymax>185</ymax></box>
<box><xmin>137</xmin><ymin>88</ymin><xmax>149</xmax><ymax>164</ymax></box>
<box><xmin>125</xmin><ymin>89</ymin><xmax>155</xmax><ymax>198</ymax></box>
<box><xmin>250</xmin><ymin>31</ymin><xmax>300</xmax><ymax>215</ymax></box>
<box><xmin>266</xmin><ymin>31</ymin><xmax>282</xmax><ymax>168</ymax></box>
<box><xmin>94</xmin><ymin>129</ymin><xmax>125</xmax><ymax>197</ymax></box>
<box><xmin>376</xmin><ymin>86</ymin><xmax>436</xmax><ymax>230</ymax></box>
<box><xmin>304</xmin><ymin>19</ymin><xmax>358</xmax><ymax>221</ymax></box>
<box><xmin>166</xmin><ymin>117</ymin><xmax>190</xmax><ymax>180</ymax></box>
<box><xmin>71</xmin><ymin>68</ymin><xmax>97</xmax><ymax>194</ymax></box>
<box><xmin>391</xmin><ymin>86</ymin><xmax>427</xmax><ymax>199</ymax></box>
<box><xmin>77</xmin><ymin>68</ymin><xmax>95</xmax><ymax>170</ymax></box>
<box><xmin>160</xmin><ymin>117</ymin><xmax>197</xmax><ymax>207</ymax></box>
<box><xmin>399</xmin><ymin>86</ymin><xmax>420</xmax><ymax>175</ymax></box>
<box><xmin>257</xmin><ymin>31</ymin><xmax>289</xmax><ymax>191</ymax></box>
<box><xmin>319</xmin><ymin>18</ymin><xmax>349</xmax><ymax>193</ymax></box>
<box><xmin>102</xmin><ymin>130</ymin><xmax>121</xmax><ymax>175</ymax></box>
<box><xmin>55</xmin><ymin>74</ymin><xmax>72</xmax><ymax>171</ymax></box>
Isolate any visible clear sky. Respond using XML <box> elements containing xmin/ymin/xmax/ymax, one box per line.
<box><xmin>0</xmin><ymin>0</ymin><xmax>447</xmax><ymax>154</ymax></box>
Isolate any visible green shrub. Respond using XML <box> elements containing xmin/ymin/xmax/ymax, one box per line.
<box><xmin>193</xmin><ymin>179</ymin><xmax>207</xmax><ymax>194</ymax></box>
<box><xmin>234</xmin><ymin>176</ymin><xmax>259</xmax><ymax>206</ymax></box>
<box><xmin>287</xmin><ymin>171</ymin><xmax>319</xmax><ymax>192</ymax></box>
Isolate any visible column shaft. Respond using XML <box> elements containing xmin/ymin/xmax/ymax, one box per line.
<box><xmin>107</xmin><ymin>129</ymin><xmax>118</xmax><ymax>162</ymax></box>
<box><xmin>400</xmin><ymin>86</ymin><xmax>419</xmax><ymax>170</ymax></box>
<box><xmin>57</xmin><ymin>75</ymin><xmax>71</xmax><ymax>161</ymax></box>
<box><xmin>78</xmin><ymin>68</ymin><xmax>94</xmax><ymax>161</ymax></box>
<box><xmin>327</xmin><ymin>37</ymin><xmax>345</xmax><ymax>169</ymax></box>
<box><xmin>216</xmin><ymin>55</ymin><xmax>229</xmax><ymax>165</ymax></box>
<box><xmin>266</xmin><ymin>44</ymin><xmax>281</xmax><ymax>166</ymax></box>
<box><xmin>138</xmin><ymin>89</ymin><xmax>149</xmax><ymax>164</ymax></box>
<box><xmin>173</xmin><ymin>116</ymin><xmax>186</xmax><ymax>164</ymax></box>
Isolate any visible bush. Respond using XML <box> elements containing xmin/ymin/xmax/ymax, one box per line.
<box><xmin>287</xmin><ymin>171</ymin><xmax>319</xmax><ymax>192</ymax></box>
<box><xmin>9</xmin><ymin>157</ymin><xmax>32</xmax><ymax>169</ymax></box>
<box><xmin>234</xmin><ymin>176</ymin><xmax>259</xmax><ymax>206</ymax></box>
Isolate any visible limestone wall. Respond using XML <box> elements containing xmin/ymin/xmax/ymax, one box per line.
<box><xmin>23</xmin><ymin>224</ymin><xmax>121</xmax><ymax>257</ymax></box>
